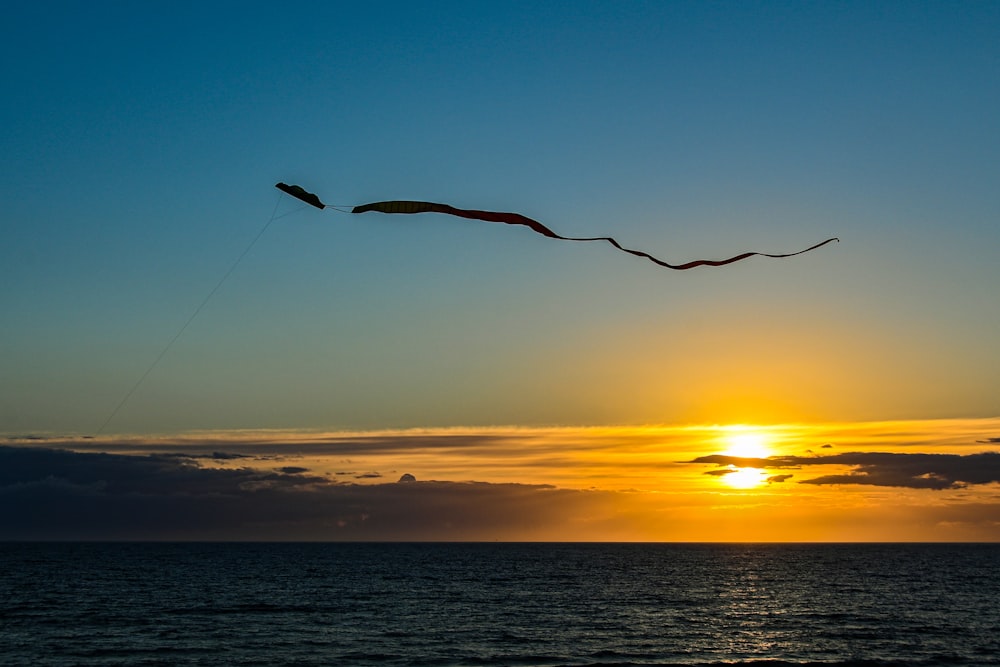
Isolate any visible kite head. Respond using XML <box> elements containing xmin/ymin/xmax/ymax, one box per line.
<box><xmin>275</xmin><ymin>182</ymin><xmax>326</xmax><ymax>209</ymax></box>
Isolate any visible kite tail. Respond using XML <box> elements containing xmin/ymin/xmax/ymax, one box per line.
<box><xmin>448</xmin><ymin>202</ymin><xmax>842</xmax><ymax>268</ymax></box>
<box><xmin>351</xmin><ymin>201</ymin><xmax>560</xmax><ymax>238</ymax></box>
<box><xmin>556</xmin><ymin>234</ymin><xmax>841</xmax><ymax>270</ymax></box>
<box><xmin>348</xmin><ymin>196</ymin><xmax>840</xmax><ymax>270</ymax></box>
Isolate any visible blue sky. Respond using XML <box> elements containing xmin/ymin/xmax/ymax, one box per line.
<box><xmin>3</xmin><ymin>1</ymin><xmax>999</xmax><ymax>435</ymax></box>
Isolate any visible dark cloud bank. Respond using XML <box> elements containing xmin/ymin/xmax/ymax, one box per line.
<box><xmin>7</xmin><ymin>444</ymin><xmax>1000</xmax><ymax>540</ymax></box>
<box><xmin>0</xmin><ymin>446</ymin><xmax>609</xmax><ymax>541</ymax></box>
<box><xmin>690</xmin><ymin>452</ymin><xmax>1000</xmax><ymax>490</ymax></box>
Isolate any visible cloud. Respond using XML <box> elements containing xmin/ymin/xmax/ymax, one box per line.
<box><xmin>688</xmin><ymin>454</ymin><xmax>802</xmax><ymax>469</ymax></box>
<box><xmin>688</xmin><ymin>452</ymin><xmax>1000</xmax><ymax>490</ymax></box>
<box><xmin>208</xmin><ymin>451</ymin><xmax>252</xmax><ymax>460</ymax></box>
<box><xmin>0</xmin><ymin>446</ymin><xmax>625</xmax><ymax>541</ymax></box>
<box><xmin>24</xmin><ymin>430</ymin><xmax>519</xmax><ymax>458</ymax></box>
<box><xmin>796</xmin><ymin>452</ymin><xmax>1000</xmax><ymax>490</ymax></box>
<box><xmin>767</xmin><ymin>474</ymin><xmax>793</xmax><ymax>484</ymax></box>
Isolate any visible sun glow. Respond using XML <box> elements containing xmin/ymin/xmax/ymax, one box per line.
<box><xmin>723</xmin><ymin>431</ymin><xmax>771</xmax><ymax>459</ymax></box>
<box><xmin>720</xmin><ymin>430</ymin><xmax>771</xmax><ymax>489</ymax></box>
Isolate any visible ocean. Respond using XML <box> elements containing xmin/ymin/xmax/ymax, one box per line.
<box><xmin>1</xmin><ymin>543</ymin><xmax>998</xmax><ymax>666</ymax></box>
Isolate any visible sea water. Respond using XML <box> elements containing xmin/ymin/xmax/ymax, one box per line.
<box><xmin>1</xmin><ymin>542</ymin><xmax>998</xmax><ymax>666</ymax></box>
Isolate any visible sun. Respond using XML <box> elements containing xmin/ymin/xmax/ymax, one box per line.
<box><xmin>719</xmin><ymin>430</ymin><xmax>772</xmax><ymax>489</ymax></box>
<box><xmin>723</xmin><ymin>432</ymin><xmax>771</xmax><ymax>459</ymax></box>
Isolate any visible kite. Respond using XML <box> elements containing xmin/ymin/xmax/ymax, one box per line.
<box><xmin>275</xmin><ymin>182</ymin><xmax>838</xmax><ymax>270</ymax></box>
<box><xmin>275</xmin><ymin>182</ymin><xmax>325</xmax><ymax>210</ymax></box>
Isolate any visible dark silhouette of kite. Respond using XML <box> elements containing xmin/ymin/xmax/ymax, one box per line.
<box><xmin>275</xmin><ymin>182</ymin><xmax>325</xmax><ymax>210</ymax></box>
<box><xmin>275</xmin><ymin>182</ymin><xmax>838</xmax><ymax>270</ymax></box>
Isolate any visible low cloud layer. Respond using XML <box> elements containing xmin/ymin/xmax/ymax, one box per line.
<box><xmin>5</xmin><ymin>420</ymin><xmax>1000</xmax><ymax>541</ymax></box>
<box><xmin>0</xmin><ymin>446</ymin><xmax>620</xmax><ymax>541</ymax></box>
<box><xmin>690</xmin><ymin>452</ymin><xmax>1000</xmax><ymax>490</ymax></box>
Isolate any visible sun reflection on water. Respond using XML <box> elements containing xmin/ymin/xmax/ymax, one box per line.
<box><xmin>723</xmin><ymin>465</ymin><xmax>768</xmax><ymax>489</ymax></box>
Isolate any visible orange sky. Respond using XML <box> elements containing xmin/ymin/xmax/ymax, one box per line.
<box><xmin>10</xmin><ymin>417</ymin><xmax>998</xmax><ymax>542</ymax></box>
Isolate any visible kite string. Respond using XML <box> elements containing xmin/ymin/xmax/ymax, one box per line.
<box><xmin>95</xmin><ymin>194</ymin><xmax>285</xmax><ymax>436</ymax></box>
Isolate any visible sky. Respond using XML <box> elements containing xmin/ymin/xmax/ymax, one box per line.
<box><xmin>2</xmin><ymin>1</ymin><xmax>999</xmax><ymax>541</ymax></box>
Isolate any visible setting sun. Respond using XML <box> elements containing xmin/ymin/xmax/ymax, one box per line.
<box><xmin>718</xmin><ymin>429</ymin><xmax>772</xmax><ymax>488</ymax></box>
<box><xmin>722</xmin><ymin>431</ymin><xmax>771</xmax><ymax>459</ymax></box>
